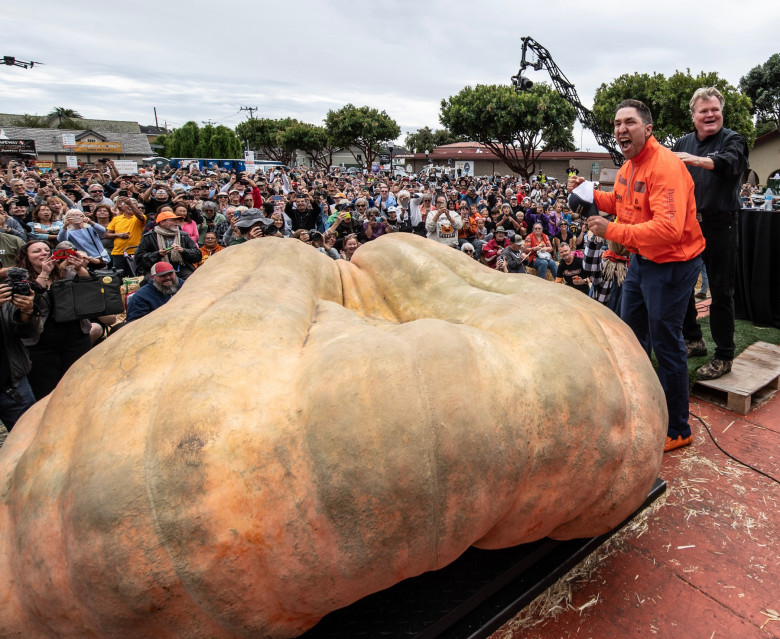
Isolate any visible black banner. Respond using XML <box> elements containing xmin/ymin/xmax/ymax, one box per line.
<box><xmin>0</xmin><ymin>139</ymin><xmax>37</xmax><ymax>155</ymax></box>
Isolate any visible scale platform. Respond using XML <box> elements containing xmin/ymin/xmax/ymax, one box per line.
<box><xmin>299</xmin><ymin>478</ymin><xmax>666</xmax><ymax>639</ymax></box>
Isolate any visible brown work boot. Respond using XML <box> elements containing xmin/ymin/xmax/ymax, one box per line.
<box><xmin>696</xmin><ymin>358</ymin><xmax>732</xmax><ymax>380</ymax></box>
<box><xmin>686</xmin><ymin>339</ymin><xmax>707</xmax><ymax>358</ymax></box>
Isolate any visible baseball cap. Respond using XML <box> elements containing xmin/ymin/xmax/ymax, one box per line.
<box><xmin>150</xmin><ymin>262</ymin><xmax>175</xmax><ymax>276</ymax></box>
<box><xmin>156</xmin><ymin>210</ymin><xmax>184</xmax><ymax>223</ymax></box>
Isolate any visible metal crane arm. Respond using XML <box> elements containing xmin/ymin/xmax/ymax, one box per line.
<box><xmin>512</xmin><ymin>37</ymin><xmax>623</xmax><ymax>166</ymax></box>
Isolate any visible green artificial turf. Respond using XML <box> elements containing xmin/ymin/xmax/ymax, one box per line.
<box><xmin>686</xmin><ymin>317</ymin><xmax>780</xmax><ymax>387</ymax></box>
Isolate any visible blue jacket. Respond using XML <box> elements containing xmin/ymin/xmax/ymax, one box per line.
<box><xmin>126</xmin><ymin>278</ymin><xmax>183</xmax><ymax>322</ymax></box>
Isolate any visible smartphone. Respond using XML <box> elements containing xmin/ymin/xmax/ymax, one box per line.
<box><xmin>272</xmin><ymin>195</ymin><xmax>283</xmax><ymax>201</ymax></box>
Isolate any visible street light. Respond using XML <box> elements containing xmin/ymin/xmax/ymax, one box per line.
<box><xmin>388</xmin><ymin>146</ymin><xmax>394</xmax><ymax>175</ymax></box>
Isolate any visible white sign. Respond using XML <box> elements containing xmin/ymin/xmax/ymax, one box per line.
<box><xmin>66</xmin><ymin>156</ymin><xmax>78</xmax><ymax>168</ymax></box>
<box><xmin>62</xmin><ymin>133</ymin><xmax>76</xmax><ymax>148</ymax></box>
<box><xmin>245</xmin><ymin>161</ymin><xmax>257</xmax><ymax>173</ymax></box>
<box><xmin>454</xmin><ymin>161</ymin><xmax>474</xmax><ymax>177</ymax></box>
<box><xmin>406</xmin><ymin>164</ymin><xmax>413</xmax><ymax>172</ymax></box>
<box><xmin>244</xmin><ymin>150</ymin><xmax>255</xmax><ymax>162</ymax></box>
<box><xmin>113</xmin><ymin>160</ymin><xmax>138</xmax><ymax>175</ymax></box>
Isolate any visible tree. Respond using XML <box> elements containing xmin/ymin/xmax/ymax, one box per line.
<box><xmin>439</xmin><ymin>83</ymin><xmax>576</xmax><ymax>179</ymax></box>
<box><xmin>404</xmin><ymin>126</ymin><xmax>464</xmax><ymax>153</ymax></box>
<box><xmin>158</xmin><ymin>121</ymin><xmax>242</xmax><ymax>158</ymax></box>
<box><xmin>593</xmin><ymin>70</ymin><xmax>756</xmax><ymax>147</ymax></box>
<box><xmin>740</xmin><ymin>53</ymin><xmax>780</xmax><ymax>133</ymax></box>
<box><xmin>208</xmin><ymin>125</ymin><xmax>242</xmax><ymax>159</ymax></box>
<box><xmin>48</xmin><ymin>107</ymin><xmax>84</xmax><ymax>128</ymax></box>
<box><xmin>280</xmin><ymin>122</ymin><xmax>339</xmax><ymax>170</ymax></box>
<box><xmin>235</xmin><ymin>118</ymin><xmax>299</xmax><ymax>166</ymax></box>
<box><xmin>12</xmin><ymin>114</ymin><xmax>50</xmax><ymax>128</ymax></box>
<box><xmin>324</xmin><ymin>105</ymin><xmax>400</xmax><ymax>168</ymax></box>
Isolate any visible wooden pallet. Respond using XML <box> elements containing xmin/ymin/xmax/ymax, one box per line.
<box><xmin>692</xmin><ymin>341</ymin><xmax>780</xmax><ymax>414</ymax></box>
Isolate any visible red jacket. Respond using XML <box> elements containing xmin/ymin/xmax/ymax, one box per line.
<box><xmin>593</xmin><ymin>136</ymin><xmax>705</xmax><ymax>263</ymax></box>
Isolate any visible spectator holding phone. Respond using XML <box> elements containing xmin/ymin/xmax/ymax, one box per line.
<box><xmin>57</xmin><ymin>209</ymin><xmax>110</xmax><ymax>267</ymax></box>
<box><xmin>363</xmin><ymin>207</ymin><xmax>388</xmax><ymax>241</ymax></box>
<box><xmin>105</xmin><ymin>196</ymin><xmax>146</xmax><ymax>273</ymax></box>
<box><xmin>14</xmin><ymin>240</ymin><xmax>92</xmax><ymax>400</ymax></box>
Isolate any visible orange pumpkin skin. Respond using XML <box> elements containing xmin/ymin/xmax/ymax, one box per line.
<box><xmin>0</xmin><ymin>234</ymin><xmax>666</xmax><ymax>638</ymax></box>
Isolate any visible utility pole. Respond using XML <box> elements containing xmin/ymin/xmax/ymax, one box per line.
<box><xmin>239</xmin><ymin>106</ymin><xmax>258</xmax><ymax>120</ymax></box>
<box><xmin>202</xmin><ymin>119</ymin><xmax>217</xmax><ymax>126</ymax></box>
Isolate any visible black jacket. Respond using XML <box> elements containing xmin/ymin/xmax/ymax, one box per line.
<box><xmin>672</xmin><ymin>127</ymin><xmax>749</xmax><ymax>219</ymax></box>
<box><xmin>1</xmin><ymin>299</ymin><xmax>42</xmax><ymax>389</ymax></box>
<box><xmin>134</xmin><ymin>229</ymin><xmax>202</xmax><ymax>280</ymax></box>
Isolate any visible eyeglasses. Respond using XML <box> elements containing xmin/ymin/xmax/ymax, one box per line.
<box><xmin>356</xmin><ymin>204</ymin><xmax>367</xmax><ymax>208</ymax></box>
<box><xmin>463</xmin><ymin>249</ymin><xmax>474</xmax><ymax>254</ymax></box>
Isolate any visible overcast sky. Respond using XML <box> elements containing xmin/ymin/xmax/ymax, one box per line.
<box><xmin>2</xmin><ymin>0</ymin><xmax>776</xmax><ymax>152</ymax></box>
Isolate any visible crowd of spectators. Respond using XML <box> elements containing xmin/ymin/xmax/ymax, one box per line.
<box><xmin>0</xmin><ymin>157</ymin><xmax>611</xmax><ymax>431</ymax></box>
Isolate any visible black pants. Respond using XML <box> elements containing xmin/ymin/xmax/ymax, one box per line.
<box><xmin>682</xmin><ymin>213</ymin><xmax>738</xmax><ymax>361</ymax></box>
<box><xmin>27</xmin><ymin>333</ymin><xmax>92</xmax><ymax>400</ymax></box>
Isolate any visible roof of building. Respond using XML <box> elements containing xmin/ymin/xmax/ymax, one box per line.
<box><xmin>0</xmin><ymin>114</ymin><xmax>142</xmax><ymax>134</ymax></box>
<box><xmin>139</xmin><ymin>125</ymin><xmax>169</xmax><ymax>135</ymax></box>
<box><xmin>0</xmin><ymin>126</ymin><xmax>153</xmax><ymax>155</ymax></box>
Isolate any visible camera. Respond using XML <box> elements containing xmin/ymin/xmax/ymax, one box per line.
<box><xmin>6</xmin><ymin>268</ymin><xmax>31</xmax><ymax>296</ymax></box>
<box><xmin>16</xmin><ymin>195</ymin><xmax>29</xmax><ymax>206</ymax></box>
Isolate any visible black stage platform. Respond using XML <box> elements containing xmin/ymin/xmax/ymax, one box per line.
<box><xmin>299</xmin><ymin>478</ymin><xmax>666</xmax><ymax>639</ymax></box>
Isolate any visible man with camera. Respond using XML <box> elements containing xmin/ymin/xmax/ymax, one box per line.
<box><xmin>140</xmin><ymin>181</ymin><xmax>174</xmax><ymax>215</ymax></box>
<box><xmin>0</xmin><ymin>273</ymin><xmax>40</xmax><ymax>431</ymax></box>
<box><xmin>674</xmin><ymin>87</ymin><xmax>749</xmax><ymax>381</ymax></box>
<box><xmin>426</xmin><ymin>195</ymin><xmax>463</xmax><ymax>248</ymax></box>
<box><xmin>570</xmin><ymin>99</ymin><xmax>705</xmax><ymax>453</ymax></box>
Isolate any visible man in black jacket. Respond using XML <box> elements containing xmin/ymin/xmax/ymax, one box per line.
<box><xmin>0</xmin><ymin>279</ymin><xmax>40</xmax><ymax>431</ymax></box>
<box><xmin>133</xmin><ymin>209</ymin><xmax>202</xmax><ymax>281</ymax></box>
<box><xmin>673</xmin><ymin>87</ymin><xmax>749</xmax><ymax>380</ymax></box>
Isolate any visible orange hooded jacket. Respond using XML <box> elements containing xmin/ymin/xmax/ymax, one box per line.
<box><xmin>593</xmin><ymin>136</ymin><xmax>705</xmax><ymax>263</ymax></box>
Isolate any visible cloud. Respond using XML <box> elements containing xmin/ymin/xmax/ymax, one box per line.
<box><xmin>2</xmin><ymin>0</ymin><xmax>776</xmax><ymax>151</ymax></box>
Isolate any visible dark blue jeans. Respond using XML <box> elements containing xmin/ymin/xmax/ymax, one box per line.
<box><xmin>683</xmin><ymin>213</ymin><xmax>738</xmax><ymax>360</ymax></box>
<box><xmin>0</xmin><ymin>377</ymin><xmax>36</xmax><ymax>432</ymax></box>
<box><xmin>621</xmin><ymin>254</ymin><xmax>702</xmax><ymax>439</ymax></box>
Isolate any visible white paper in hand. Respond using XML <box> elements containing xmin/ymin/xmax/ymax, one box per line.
<box><xmin>572</xmin><ymin>180</ymin><xmax>594</xmax><ymax>203</ymax></box>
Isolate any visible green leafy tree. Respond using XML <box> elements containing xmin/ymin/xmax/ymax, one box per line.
<box><xmin>594</xmin><ymin>70</ymin><xmax>755</xmax><ymax>147</ymax></box>
<box><xmin>740</xmin><ymin>53</ymin><xmax>780</xmax><ymax>133</ymax></box>
<box><xmin>404</xmin><ymin>126</ymin><xmax>464</xmax><ymax>153</ymax></box>
<box><xmin>164</xmin><ymin>121</ymin><xmax>200</xmax><ymax>157</ymax></box>
<box><xmin>12</xmin><ymin>114</ymin><xmax>50</xmax><ymax>128</ymax></box>
<box><xmin>208</xmin><ymin>125</ymin><xmax>242</xmax><ymax>158</ymax></box>
<box><xmin>159</xmin><ymin>122</ymin><xmax>241</xmax><ymax>158</ymax></box>
<box><xmin>280</xmin><ymin>122</ymin><xmax>339</xmax><ymax>170</ymax></box>
<box><xmin>235</xmin><ymin>118</ymin><xmax>299</xmax><ymax>166</ymax></box>
<box><xmin>324</xmin><ymin>104</ymin><xmax>400</xmax><ymax>168</ymax></box>
<box><xmin>439</xmin><ymin>83</ymin><xmax>576</xmax><ymax>179</ymax></box>
<box><xmin>195</xmin><ymin>124</ymin><xmax>215</xmax><ymax>158</ymax></box>
<box><xmin>47</xmin><ymin>107</ymin><xmax>84</xmax><ymax>128</ymax></box>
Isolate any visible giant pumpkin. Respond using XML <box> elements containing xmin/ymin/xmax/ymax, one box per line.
<box><xmin>0</xmin><ymin>234</ymin><xmax>666</xmax><ymax>638</ymax></box>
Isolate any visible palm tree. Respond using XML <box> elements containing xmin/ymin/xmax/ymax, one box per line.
<box><xmin>48</xmin><ymin>107</ymin><xmax>83</xmax><ymax>127</ymax></box>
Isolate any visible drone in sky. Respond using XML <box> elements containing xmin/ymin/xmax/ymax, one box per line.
<box><xmin>2</xmin><ymin>57</ymin><xmax>44</xmax><ymax>70</ymax></box>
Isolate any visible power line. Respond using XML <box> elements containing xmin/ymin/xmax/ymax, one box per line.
<box><xmin>239</xmin><ymin>106</ymin><xmax>258</xmax><ymax>120</ymax></box>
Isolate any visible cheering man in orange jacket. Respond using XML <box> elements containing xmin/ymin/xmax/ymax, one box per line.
<box><xmin>569</xmin><ymin>99</ymin><xmax>705</xmax><ymax>454</ymax></box>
